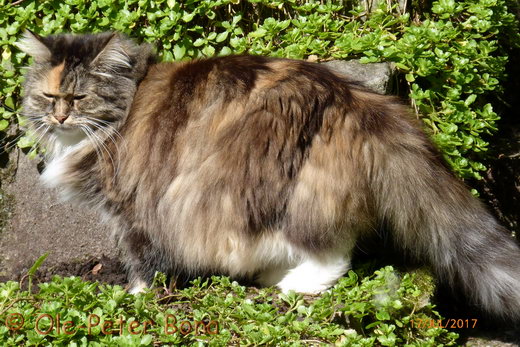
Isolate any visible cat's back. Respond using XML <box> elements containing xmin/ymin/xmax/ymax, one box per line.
<box><xmin>130</xmin><ymin>54</ymin><xmax>357</xmax><ymax>119</ymax></box>
<box><xmin>120</xmin><ymin>54</ymin><xmax>412</xmax><ymax>195</ymax></box>
<box><xmin>125</xmin><ymin>54</ymin><xmax>370</xmax><ymax>145</ymax></box>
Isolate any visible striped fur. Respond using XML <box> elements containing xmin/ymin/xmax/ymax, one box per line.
<box><xmin>19</xmin><ymin>31</ymin><xmax>520</xmax><ymax>319</ymax></box>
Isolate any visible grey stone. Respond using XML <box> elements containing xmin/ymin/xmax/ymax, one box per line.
<box><xmin>323</xmin><ymin>60</ymin><xmax>396</xmax><ymax>94</ymax></box>
<box><xmin>0</xmin><ymin>150</ymin><xmax>116</xmax><ymax>279</ymax></box>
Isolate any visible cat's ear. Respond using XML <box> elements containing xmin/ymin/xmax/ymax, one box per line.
<box><xmin>15</xmin><ymin>30</ymin><xmax>52</xmax><ymax>62</ymax></box>
<box><xmin>90</xmin><ymin>33</ymin><xmax>132</xmax><ymax>73</ymax></box>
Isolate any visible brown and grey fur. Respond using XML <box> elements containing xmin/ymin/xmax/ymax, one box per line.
<box><xmin>18</xmin><ymin>31</ymin><xmax>520</xmax><ymax>319</ymax></box>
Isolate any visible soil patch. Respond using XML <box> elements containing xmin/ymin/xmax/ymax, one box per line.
<box><xmin>1</xmin><ymin>255</ymin><xmax>127</xmax><ymax>290</ymax></box>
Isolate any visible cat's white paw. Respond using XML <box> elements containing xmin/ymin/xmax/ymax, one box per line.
<box><xmin>275</xmin><ymin>255</ymin><xmax>350</xmax><ymax>294</ymax></box>
<box><xmin>127</xmin><ymin>279</ymin><xmax>148</xmax><ymax>294</ymax></box>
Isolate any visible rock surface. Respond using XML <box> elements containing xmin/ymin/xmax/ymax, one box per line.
<box><xmin>0</xmin><ymin>150</ymin><xmax>117</xmax><ymax>282</ymax></box>
<box><xmin>323</xmin><ymin>60</ymin><xmax>396</xmax><ymax>94</ymax></box>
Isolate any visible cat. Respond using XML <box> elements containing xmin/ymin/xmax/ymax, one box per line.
<box><xmin>17</xmin><ymin>30</ymin><xmax>520</xmax><ymax>320</ymax></box>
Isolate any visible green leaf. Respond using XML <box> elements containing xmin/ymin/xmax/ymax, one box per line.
<box><xmin>232</xmin><ymin>15</ymin><xmax>242</xmax><ymax>25</ymax></box>
<box><xmin>375</xmin><ymin>310</ymin><xmax>390</xmax><ymax>321</ymax></box>
<box><xmin>202</xmin><ymin>45</ymin><xmax>215</xmax><ymax>57</ymax></box>
<box><xmin>394</xmin><ymin>62</ymin><xmax>409</xmax><ymax>71</ymax></box>
<box><xmin>29</xmin><ymin>253</ymin><xmax>49</xmax><ymax>276</ymax></box>
<box><xmin>216</xmin><ymin>31</ymin><xmax>228</xmax><ymax>43</ymax></box>
<box><xmin>219</xmin><ymin>46</ymin><xmax>232</xmax><ymax>56</ymax></box>
<box><xmin>140</xmin><ymin>335</ymin><xmax>153</xmax><ymax>345</ymax></box>
<box><xmin>17</xmin><ymin>136</ymin><xmax>35</xmax><ymax>149</ymax></box>
<box><xmin>207</xmin><ymin>32</ymin><xmax>217</xmax><ymax>41</ymax></box>
<box><xmin>173</xmin><ymin>44</ymin><xmax>186</xmax><ymax>60</ymax></box>
<box><xmin>193</xmin><ymin>38</ymin><xmax>205</xmax><ymax>47</ymax></box>
<box><xmin>4</xmin><ymin>96</ymin><xmax>15</xmax><ymax>110</ymax></box>
<box><xmin>182</xmin><ymin>11</ymin><xmax>196</xmax><ymax>23</ymax></box>
<box><xmin>439</xmin><ymin>123</ymin><xmax>458</xmax><ymax>133</ymax></box>
<box><xmin>464</xmin><ymin>94</ymin><xmax>477</xmax><ymax>106</ymax></box>
<box><xmin>0</xmin><ymin>120</ymin><xmax>8</xmax><ymax>131</ymax></box>
<box><xmin>249</xmin><ymin>28</ymin><xmax>267</xmax><ymax>38</ymax></box>
<box><xmin>162</xmin><ymin>51</ymin><xmax>174</xmax><ymax>62</ymax></box>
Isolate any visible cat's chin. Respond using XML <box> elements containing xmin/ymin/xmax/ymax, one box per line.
<box><xmin>52</xmin><ymin>127</ymin><xmax>87</xmax><ymax>148</ymax></box>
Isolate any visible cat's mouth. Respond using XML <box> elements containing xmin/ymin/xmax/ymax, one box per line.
<box><xmin>49</xmin><ymin>121</ymin><xmax>87</xmax><ymax>138</ymax></box>
<box><xmin>48</xmin><ymin>116</ymin><xmax>91</xmax><ymax>132</ymax></box>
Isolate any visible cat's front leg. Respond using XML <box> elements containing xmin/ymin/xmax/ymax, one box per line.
<box><xmin>116</xmin><ymin>227</ymin><xmax>173</xmax><ymax>294</ymax></box>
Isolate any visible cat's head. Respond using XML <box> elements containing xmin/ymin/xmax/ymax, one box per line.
<box><xmin>17</xmin><ymin>31</ymin><xmax>154</xmax><ymax>151</ymax></box>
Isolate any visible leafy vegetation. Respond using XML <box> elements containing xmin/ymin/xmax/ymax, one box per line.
<box><xmin>0</xmin><ymin>0</ymin><xmax>518</xmax><ymax>178</ymax></box>
<box><xmin>0</xmin><ymin>266</ymin><xmax>457</xmax><ymax>346</ymax></box>
<box><xmin>0</xmin><ymin>0</ymin><xmax>518</xmax><ymax>344</ymax></box>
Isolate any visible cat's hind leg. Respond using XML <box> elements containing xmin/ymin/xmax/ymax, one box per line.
<box><xmin>127</xmin><ymin>278</ymin><xmax>149</xmax><ymax>294</ymax></box>
<box><xmin>278</xmin><ymin>253</ymin><xmax>351</xmax><ymax>294</ymax></box>
<box><xmin>257</xmin><ymin>252</ymin><xmax>351</xmax><ymax>294</ymax></box>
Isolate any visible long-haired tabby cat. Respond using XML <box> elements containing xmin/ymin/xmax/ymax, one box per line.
<box><xmin>17</xmin><ymin>31</ymin><xmax>520</xmax><ymax>319</ymax></box>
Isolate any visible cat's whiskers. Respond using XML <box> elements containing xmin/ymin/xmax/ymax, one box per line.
<box><xmin>45</xmin><ymin>132</ymin><xmax>58</xmax><ymax>158</ymax></box>
<box><xmin>19</xmin><ymin>112</ymin><xmax>47</xmax><ymax>119</ymax></box>
<box><xmin>79</xmin><ymin>124</ymin><xmax>121</xmax><ymax>180</ymax></box>
<box><xmin>27</xmin><ymin>124</ymin><xmax>52</xmax><ymax>155</ymax></box>
<box><xmin>1</xmin><ymin>131</ymin><xmax>27</xmax><ymax>154</ymax></box>
<box><xmin>85</xmin><ymin>121</ymin><xmax>122</xmax><ymax>151</ymax></box>
<box><xmin>79</xmin><ymin>124</ymin><xmax>110</xmax><ymax>168</ymax></box>
<box><xmin>82</xmin><ymin>117</ymin><xmax>126</xmax><ymax>177</ymax></box>
<box><xmin>0</xmin><ymin>120</ymin><xmax>49</xmax><ymax>155</ymax></box>
<box><xmin>83</xmin><ymin>117</ymin><xmax>126</xmax><ymax>149</ymax></box>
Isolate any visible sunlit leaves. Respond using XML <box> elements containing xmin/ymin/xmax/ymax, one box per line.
<box><xmin>0</xmin><ymin>267</ymin><xmax>458</xmax><ymax>345</ymax></box>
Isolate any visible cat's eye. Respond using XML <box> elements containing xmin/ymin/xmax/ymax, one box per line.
<box><xmin>42</xmin><ymin>93</ymin><xmax>57</xmax><ymax>99</ymax></box>
<box><xmin>73</xmin><ymin>95</ymin><xmax>87</xmax><ymax>100</ymax></box>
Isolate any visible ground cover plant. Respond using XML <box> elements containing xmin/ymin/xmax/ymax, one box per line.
<box><xmin>0</xmin><ymin>260</ymin><xmax>458</xmax><ymax>346</ymax></box>
<box><xmin>0</xmin><ymin>0</ymin><xmax>519</xmax><ymax>345</ymax></box>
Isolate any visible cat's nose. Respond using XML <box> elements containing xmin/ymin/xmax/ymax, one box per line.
<box><xmin>54</xmin><ymin>115</ymin><xmax>69</xmax><ymax>124</ymax></box>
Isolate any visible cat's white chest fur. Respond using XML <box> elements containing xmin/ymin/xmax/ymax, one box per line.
<box><xmin>40</xmin><ymin>154</ymin><xmax>69</xmax><ymax>188</ymax></box>
<box><xmin>40</xmin><ymin>134</ymin><xmax>89</xmax><ymax>201</ymax></box>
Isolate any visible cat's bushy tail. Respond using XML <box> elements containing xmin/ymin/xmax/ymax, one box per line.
<box><xmin>369</xmin><ymin>107</ymin><xmax>520</xmax><ymax>320</ymax></box>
